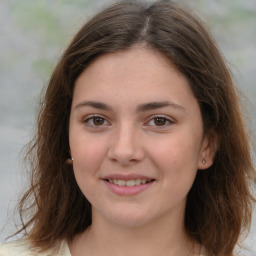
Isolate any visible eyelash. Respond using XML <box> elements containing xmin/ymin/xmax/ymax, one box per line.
<box><xmin>83</xmin><ymin>115</ymin><xmax>174</xmax><ymax>129</ymax></box>
<box><xmin>83</xmin><ymin>115</ymin><xmax>110</xmax><ymax>127</ymax></box>
<box><xmin>146</xmin><ymin>115</ymin><xmax>174</xmax><ymax>128</ymax></box>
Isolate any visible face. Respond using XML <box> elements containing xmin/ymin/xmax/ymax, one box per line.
<box><xmin>69</xmin><ymin>47</ymin><xmax>214</xmax><ymax>228</ymax></box>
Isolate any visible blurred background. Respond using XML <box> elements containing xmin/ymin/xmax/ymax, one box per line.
<box><xmin>0</xmin><ymin>0</ymin><xmax>255</xmax><ymax>254</ymax></box>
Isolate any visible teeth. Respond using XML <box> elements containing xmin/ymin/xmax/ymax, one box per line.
<box><xmin>108</xmin><ymin>179</ymin><xmax>151</xmax><ymax>187</ymax></box>
<box><xmin>141</xmin><ymin>179</ymin><xmax>147</xmax><ymax>184</ymax></box>
<box><xmin>117</xmin><ymin>180</ymin><xmax>126</xmax><ymax>186</ymax></box>
<box><xmin>135</xmin><ymin>179</ymin><xmax>141</xmax><ymax>185</ymax></box>
<box><xmin>126</xmin><ymin>180</ymin><xmax>135</xmax><ymax>187</ymax></box>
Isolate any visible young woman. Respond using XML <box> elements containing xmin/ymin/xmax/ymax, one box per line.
<box><xmin>0</xmin><ymin>1</ymin><xmax>255</xmax><ymax>255</ymax></box>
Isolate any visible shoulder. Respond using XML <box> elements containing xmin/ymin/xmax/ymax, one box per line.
<box><xmin>0</xmin><ymin>239</ymin><xmax>37</xmax><ymax>256</ymax></box>
<box><xmin>0</xmin><ymin>239</ymin><xmax>71</xmax><ymax>256</ymax></box>
<box><xmin>0</xmin><ymin>239</ymin><xmax>34</xmax><ymax>256</ymax></box>
<box><xmin>200</xmin><ymin>245</ymin><xmax>207</xmax><ymax>256</ymax></box>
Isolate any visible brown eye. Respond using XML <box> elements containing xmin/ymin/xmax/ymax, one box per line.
<box><xmin>84</xmin><ymin>116</ymin><xmax>109</xmax><ymax>127</ymax></box>
<box><xmin>92</xmin><ymin>117</ymin><xmax>105</xmax><ymax>126</ymax></box>
<box><xmin>153</xmin><ymin>117</ymin><xmax>167</xmax><ymax>126</ymax></box>
<box><xmin>146</xmin><ymin>116</ymin><xmax>173</xmax><ymax>128</ymax></box>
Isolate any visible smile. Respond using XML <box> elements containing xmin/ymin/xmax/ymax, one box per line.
<box><xmin>106</xmin><ymin>179</ymin><xmax>151</xmax><ymax>187</ymax></box>
<box><xmin>103</xmin><ymin>175</ymin><xmax>155</xmax><ymax>196</ymax></box>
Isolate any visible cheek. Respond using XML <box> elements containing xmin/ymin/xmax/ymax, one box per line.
<box><xmin>76</xmin><ymin>147</ymin><xmax>103</xmax><ymax>169</ymax></box>
<box><xmin>70</xmin><ymin>139</ymin><xmax>106</xmax><ymax>201</ymax></box>
<box><xmin>70</xmin><ymin>134</ymin><xmax>107</xmax><ymax>180</ymax></box>
<box><xmin>151</xmin><ymin>137</ymin><xmax>199</xmax><ymax>164</ymax></box>
<box><xmin>148</xmin><ymin>131</ymin><xmax>202</xmax><ymax>178</ymax></box>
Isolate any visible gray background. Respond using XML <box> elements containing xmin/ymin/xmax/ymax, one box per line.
<box><xmin>0</xmin><ymin>0</ymin><xmax>255</xmax><ymax>254</ymax></box>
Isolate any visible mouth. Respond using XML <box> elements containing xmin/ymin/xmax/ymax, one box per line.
<box><xmin>102</xmin><ymin>175</ymin><xmax>155</xmax><ymax>196</ymax></box>
<box><xmin>105</xmin><ymin>178</ymin><xmax>154</xmax><ymax>187</ymax></box>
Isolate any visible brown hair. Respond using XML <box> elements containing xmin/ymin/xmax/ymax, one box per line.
<box><xmin>16</xmin><ymin>1</ymin><xmax>255</xmax><ymax>255</ymax></box>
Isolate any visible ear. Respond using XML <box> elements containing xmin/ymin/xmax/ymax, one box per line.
<box><xmin>66</xmin><ymin>158</ymin><xmax>73</xmax><ymax>165</ymax></box>
<box><xmin>66</xmin><ymin>149</ymin><xmax>73</xmax><ymax>165</ymax></box>
<box><xmin>197</xmin><ymin>131</ymin><xmax>218</xmax><ymax>170</ymax></box>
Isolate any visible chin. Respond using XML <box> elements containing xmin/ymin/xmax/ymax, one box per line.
<box><xmin>104</xmin><ymin>208</ymin><xmax>154</xmax><ymax>228</ymax></box>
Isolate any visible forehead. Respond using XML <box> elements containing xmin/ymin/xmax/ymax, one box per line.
<box><xmin>72</xmin><ymin>46</ymin><xmax>198</xmax><ymax>112</ymax></box>
<box><xmin>89</xmin><ymin>47</ymin><xmax>180</xmax><ymax>77</ymax></box>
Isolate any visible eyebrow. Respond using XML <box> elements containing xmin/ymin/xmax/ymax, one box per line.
<box><xmin>74</xmin><ymin>100</ymin><xmax>185</xmax><ymax>112</ymax></box>
<box><xmin>75</xmin><ymin>101</ymin><xmax>112</xmax><ymax>110</ymax></box>
<box><xmin>136</xmin><ymin>101</ymin><xmax>185</xmax><ymax>112</ymax></box>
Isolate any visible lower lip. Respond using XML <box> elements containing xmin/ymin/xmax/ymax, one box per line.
<box><xmin>103</xmin><ymin>180</ymin><xmax>154</xmax><ymax>196</ymax></box>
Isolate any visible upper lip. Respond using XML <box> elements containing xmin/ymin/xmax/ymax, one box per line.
<box><xmin>102</xmin><ymin>174</ymin><xmax>155</xmax><ymax>181</ymax></box>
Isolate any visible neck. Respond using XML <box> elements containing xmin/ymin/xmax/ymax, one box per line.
<box><xmin>69</xmin><ymin>207</ymin><xmax>199</xmax><ymax>256</ymax></box>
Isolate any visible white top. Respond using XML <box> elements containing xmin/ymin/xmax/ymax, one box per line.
<box><xmin>0</xmin><ymin>239</ymin><xmax>71</xmax><ymax>256</ymax></box>
<box><xmin>0</xmin><ymin>239</ymin><xmax>206</xmax><ymax>255</ymax></box>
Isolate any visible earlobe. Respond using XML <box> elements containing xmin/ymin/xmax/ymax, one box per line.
<box><xmin>66</xmin><ymin>149</ymin><xmax>74</xmax><ymax>165</ymax></box>
<box><xmin>198</xmin><ymin>131</ymin><xmax>218</xmax><ymax>170</ymax></box>
<box><xmin>66</xmin><ymin>157</ymin><xmax>74</xmax><ymax>165</ymax></box>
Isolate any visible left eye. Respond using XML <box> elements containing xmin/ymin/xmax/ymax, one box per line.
<box><xmin>147</xmin><ymin>117</ymin><xmax>173</xmax><ymax>127</ymax></box>
<box><xmin>84</xmin><ymin>116</ymin><xmax>109</xmax><ymax>127</ymax></box>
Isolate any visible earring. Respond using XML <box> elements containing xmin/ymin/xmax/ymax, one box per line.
<box><xmin>66</xmin><ymin>157</ymin><xmax>73</xmax><ymax>165</ymax></box>
<box><xmin>202</xmin><ymin>159</ymin><xmax>206</xmax><ymax>164</ymax></box>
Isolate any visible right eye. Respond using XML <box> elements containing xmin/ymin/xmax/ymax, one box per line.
<box><xmin>84</xmin><ymin>115</ymin><xmax>110</xmax><ymax>127</ymax></box>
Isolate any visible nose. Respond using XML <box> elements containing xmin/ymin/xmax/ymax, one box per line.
<box><xmin>107</xmin><ymin>123</ymin><xmax>145</xmax><ymax>165</ymax></box>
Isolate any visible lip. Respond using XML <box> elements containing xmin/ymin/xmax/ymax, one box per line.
<box><xmin>102</xmin><ymin>174</ymin><xmax>155</xmax><ymax>181</ymax></box>
<box><xmin>102</xmin><ymin>174</ymin><xmax>155</xmax><ymax>196</ymax></box>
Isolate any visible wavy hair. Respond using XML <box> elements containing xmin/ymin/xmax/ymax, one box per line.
<box><xmin>16</xmin><ymin>1</ymin><xmax>255</xmax><ymax>255</ymax></box>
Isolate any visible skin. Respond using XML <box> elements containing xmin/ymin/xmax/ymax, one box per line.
<box><xmin>68</xmin><ymin>46</ymin><xmax>215</xmax><ymax>256</ymax></box>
